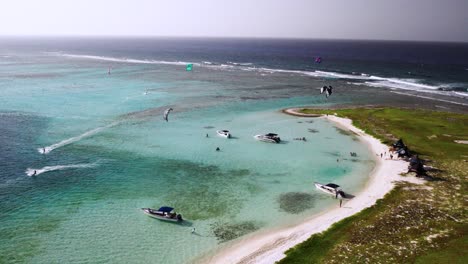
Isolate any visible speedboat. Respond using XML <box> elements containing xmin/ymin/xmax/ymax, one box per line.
<box><xmin>314</xmin><ymin>182</ymin><xmax>346</xmax><ymax>198</ymax></box>
<box><xmin>141</xmin><ymin>206</ymin><xmax>183</xmax><ymax>222</ymax></box>
<box><xmin>216</xmin><ymin>130</ymin><xmax>231</xmax><ymax>138</ymax></box>
<box><xmin>254</xmin><ymin>133</ymin><xmax>281</xmax><ymax>143</ymax></box>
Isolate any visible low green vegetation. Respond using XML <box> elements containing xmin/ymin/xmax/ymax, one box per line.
<box><xmin>279</xmin><ymin>108</ymin><xmax>467</xmax><ymax>264</ymax></box>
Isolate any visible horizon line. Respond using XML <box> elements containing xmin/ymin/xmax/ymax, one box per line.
<box><xmin>0</xmin><ymin>34</ymin><xmax>467</xmax><ymax>44</ymax></box>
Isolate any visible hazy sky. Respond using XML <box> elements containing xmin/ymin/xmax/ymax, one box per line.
<box><xmin>1</xmin><ymin>0</ymin><xmax>467</xmax><ymax>42</ymax></box>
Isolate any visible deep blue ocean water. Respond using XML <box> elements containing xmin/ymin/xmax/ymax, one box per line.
<box><xmin>0</xmin><ymin>38</ymin><xmax>467</xmax><ymax>263</ymax></box>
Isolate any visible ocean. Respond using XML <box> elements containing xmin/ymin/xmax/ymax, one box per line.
<box><xmin>0</xmin><ymin>37</ymin><xmax>467</xmax><ymax>263</ymax></box>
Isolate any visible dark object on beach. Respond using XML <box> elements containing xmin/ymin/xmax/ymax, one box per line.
<box><xmin>206</xmin><ymin>133</ymin><xmax>209</xmax><ymax>138</ymax></box>
<box><xmin>392</xmin><ymin>138</ymin><xmax>411</xmax><ymax>158</ymax></box>
<box><xmin>408</xmin><ymin>155</ymin><xmax>426</xmax><ymax>175</ymax></box>
<box><xmin>308</xmin><ymin>128</ymin><xmax>319</xmax><ymax>133</ymax></box>
<box><xmin>393</xmin><ymin>138</ymin><xmax>405</xmax><ymax>149</ymax></box>
<box><xmin>216</xmin><ymin>147</ymin><xmax>220</xmax><ymax>151</ymax></box>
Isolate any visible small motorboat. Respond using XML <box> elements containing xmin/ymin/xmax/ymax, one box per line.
<box><xmin>216</xmin><ymin>130</ymin><xmax>231</xmax><ymax>138</ymax></box>
<box><xmin>254</xmin><ymin>133</ymin><xmax>281</xmax><ymax>143</ymax></box>
<box><xmin>141</xmin><ymin>206</ymin><xmax>183</xmax><ymax>222</ymax></box>
<box><xmin>314</xmin><ymin>182</ymin><xmax>346</xmax><ymax>198</ymax></box>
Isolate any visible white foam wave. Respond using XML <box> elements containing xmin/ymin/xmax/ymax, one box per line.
<box><xmin>227</xmin><ymin>61</ymin><xmax>253</xmax><ymax>66</ymax></box>
<box><xmin>368</xmin><ymin>76</ymin><xmax>439</xmax><ymax>90</ymax></box>
<box><xmin>38</xmin><ymin>122</ymin><xmax>119</xmax><ymax>154</ymax></box>
<box><xmin>315</xmin><ymin>71</ymin><xmax>368</xmax><ymax>80</ymax></box>
<box><xmin>62</xmin><ymin>54</ymin><xmax>198</xmax><ymax>67</ymax></box>
<box><xmin>26</xmin><ymin>163</ymin><xmax>98</xmax><ymax>176</ymax></box>
<box><xmin>453</xmin><ymin>92</ymin><xmax>468</xmax><ymax>98</ymax></box>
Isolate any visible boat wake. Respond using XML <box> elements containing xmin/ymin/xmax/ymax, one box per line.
<box><xmin>25</xmin><ymin>162</ymin><xmax>98</xmax><ymax>177</ymax></box>
<box><xmin>38</xmin><ymin>122</ymin><xmax>119</xmax><ymax>154</ymax></box>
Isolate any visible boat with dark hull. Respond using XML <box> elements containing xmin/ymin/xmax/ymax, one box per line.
<box><xmin>254</xmin><ymin>133</ymin><xmax>281</xmax><ymax>143</ymax></box>
<box><xmin>141</xmin><ymin>206</ymin><xmax>183</xmax><ymax>222</ymax></box>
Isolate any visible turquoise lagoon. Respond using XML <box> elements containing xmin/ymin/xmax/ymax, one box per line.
<box><xmin>0</xmin><ymin>52</ymin><xmax>375</xmax><ymax>263</ymax></box>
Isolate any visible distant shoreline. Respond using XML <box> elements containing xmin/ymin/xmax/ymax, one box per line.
<box><xmin>203</xmin><ymin>108</ymin><xmax>423</xmax><ymax>264</ymax></box>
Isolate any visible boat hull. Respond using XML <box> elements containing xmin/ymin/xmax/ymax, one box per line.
<box><xmin>314</xmin><ymin>182</ymin><xmax>338</xmax><ymax>196</ymax></box>
<box><xmin>254</xmin><ymin>135</ymin><xmax>280</xmax><ymax>143</ymax></box>
<box><xmin>141</xmin><ymin>208</ymin><xmax>183</xmax><ymax>222</ymax></box>
<box><xmin>216</xmin><ymin>130</ymin><xmax>231</xmax><ymax>138</ymax></box>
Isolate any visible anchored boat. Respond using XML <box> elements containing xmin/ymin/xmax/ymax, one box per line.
<box><xmin>216</xmin><ymin>130</ymin><xmax>231</xmax><ymax>138</ymax></box>
<box><xmin>141</xmin><ymin>206</ymin><xmax>183</xmax><ymax>222</ymax></box>
<box><xmin>314</xmin><ymin>182</ymin><xmax>346</xmax><ymax>198</ymax></box>
<box><xmin>254</xmin><ymin>133</ymin><xmax>281</xmax><ymax>143</ymax></box>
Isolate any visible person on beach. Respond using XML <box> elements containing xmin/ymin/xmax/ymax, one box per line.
<box><xmin>206</xmin><ymin>133</ymin><xmax>209</xmax><ymax>138</ymax></box>
<box><xmin>390</xmin><ymin>154</ymin><xmax>393</xmax><ymax>159</ymax></box>
<box><xmin>339</xmin><ymin>199</ymin><xmax>343</xmax><ymax>208</ymax></box>
<box><xmin>380</xmin><ymin>153</ymin><xmax>383</xmax><ymax>158</ymax></box>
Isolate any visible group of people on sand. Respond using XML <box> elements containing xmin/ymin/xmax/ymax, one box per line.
<box><xmin>379</xmin><ymin>151</ymin><xmax>395</xmax><ymax>160</ymax></box>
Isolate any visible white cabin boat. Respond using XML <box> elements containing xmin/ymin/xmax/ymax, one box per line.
<box><xmin>314</xmin><ymin>182</ymin><xmax>346</xmax><ymax>198</ymax></box>
<box><xmin>216</xmin><ymin>130</ymin><xmax>231</xmax><ymax>138</ymax></box>
<box><xmin>141</xmin><ymin>206</ymin><xmax>183</xmax><ymax>222</ymax></box>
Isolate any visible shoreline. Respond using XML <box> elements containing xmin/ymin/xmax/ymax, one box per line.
<box><xmin>203</xmin><ymin>108</ymin><xmax>423</xmax><ymax>264</ymax></box>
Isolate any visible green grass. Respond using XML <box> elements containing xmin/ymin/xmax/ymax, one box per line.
<box><xmin>279</xmin><ymin>108</ymin><xmax>468</xmax><ymax>264</ymax></box>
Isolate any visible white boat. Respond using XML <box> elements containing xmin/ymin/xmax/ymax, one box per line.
<box><xmin>141</xmin><ymin>206</ymin><xmax>183</xmax><ymax>222</ymax></box>
<box><xmin>314</xmin><ymin>182</ymin><xmax>346</xmax><ymax>198</ymax></box>
<box><xmin>216</xmin><ymin>130</ymin><xmax>231</xmax><ymax>138</ymax></box>
<box><xmin>254</xmin><ymin>133</ymin><xmax>281</xmax><ymax>143</ymax></box>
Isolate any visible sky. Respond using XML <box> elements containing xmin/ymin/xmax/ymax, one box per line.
<box><xmin>0</xmin><ymin>0</ymin><xmax>467</xmax><ymax>42</ymax></box>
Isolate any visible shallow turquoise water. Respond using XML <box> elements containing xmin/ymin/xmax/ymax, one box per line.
<box><xmin>0</xmin><ymin>53</ymin><xmax>375</xmax><ymax>263</ymax></box>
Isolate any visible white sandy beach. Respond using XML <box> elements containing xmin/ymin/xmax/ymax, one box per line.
<box><xmin>203</xmin><ymin>109</ymin><xmax>423</xmax><ymax>264</ymax></box>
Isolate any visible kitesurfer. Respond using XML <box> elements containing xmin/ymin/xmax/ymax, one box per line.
<box><xmin>32</xmin><ymin>170</ymin><xmax>37</xmax><ymax>176</ymax></box>
<box><xmin>163</xmin><ymin>108</ymin><xmax>173</xmax><ymax>122</ymax></box>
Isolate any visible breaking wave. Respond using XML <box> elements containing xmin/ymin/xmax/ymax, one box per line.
<box><xmin>61</xmin><ymin>54</ymin><xmax>198</xmax><ymax>67</ymax></box>
<box><xmin>56</xmin><ymin>53</ymin><xmax>467</xmax><ymax>100</ymax></box>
